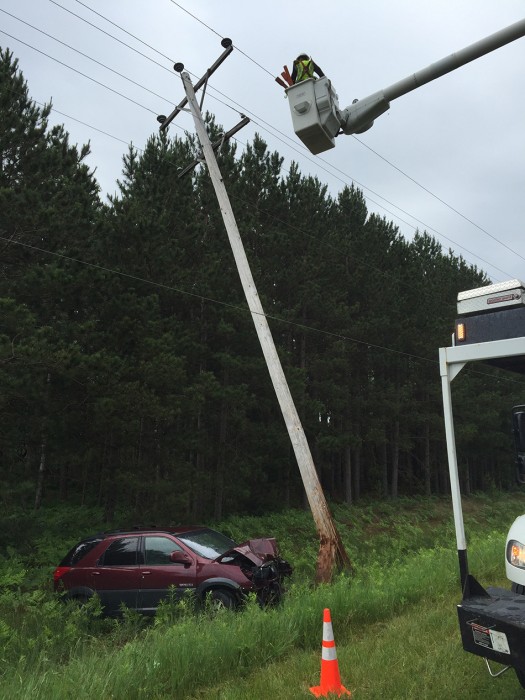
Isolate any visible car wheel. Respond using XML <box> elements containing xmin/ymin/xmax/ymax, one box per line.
<box><xmin>207</xmin><ymin>589</ymin><xmax>236</xmax><ymax>610</ymax></box>
<box><xmin>67</xmin><ymin>594</ymin><xmax>90</xmax><ymax>607</ymax></box>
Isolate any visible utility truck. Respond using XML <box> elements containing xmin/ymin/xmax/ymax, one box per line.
<box><xmin>440</xmin><ymin>279</ymin><xmax>525</xmax><ymax>688</ymax></box>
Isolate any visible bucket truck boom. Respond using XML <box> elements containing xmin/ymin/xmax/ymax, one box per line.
<box><xmin>286</xmin><ymin>17</ymin><xmax>525</xmax><ymax>154</ymax></box>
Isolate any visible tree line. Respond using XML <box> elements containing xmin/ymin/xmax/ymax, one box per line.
<box><xmin>1</xmin><ymin>48</ymin><xmax>524</xmax><ymax>522</ymax></box>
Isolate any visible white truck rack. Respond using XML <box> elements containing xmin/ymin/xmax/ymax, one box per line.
<box><xmin>440</xmin><ymin>281</ymin><xmax>525</xmax><ymax>682</ymax></box>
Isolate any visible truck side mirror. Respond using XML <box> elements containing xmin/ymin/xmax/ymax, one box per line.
<box><xmin>512</xmin><ymin>406</ymin><xmax>525</xmax><ymax>484</ymax></box>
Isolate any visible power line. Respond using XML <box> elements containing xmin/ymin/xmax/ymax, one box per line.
<box><xmin>2</xmin><ymin>233</ymin><xmax>523</xmax><ymax>388</ymax></box>
<box><xmin>165</xmin><ymin>1</ymin><xmax>525</xmax><ymax>270</ymax></box>
<box><xmin>2</xmin><ymin>18</ymin><xmax>524</xmax><ymax>420</ymax></box>
<box><xmin>3</xmin><ymin>78</ymin><xmax>464</xmax><ymax>330</ymax></box>
<box><xmin>70</xmin><ymin>0</ymin><xmax>173</xmax><ymax>63</ymax></box>
<box><xmin>0</xmin><ymin>65</ymin><xmax>503</xmax><ymax>337</ymax></box>
<box><xmin>168</xmin><ymin>0</ymin><xmax>276</xmax><ymax>79</ymax></box>
<box><xmin>242</xmin><ymin>118</ymin><xmax>511</xmax><ymax>280</ymax></box>
<box><xmin>0</xmin><ymin>25</ymin><xmax>509</xmax><ymax>293</ymax></box>
<box><xmin>48</xmin><ymin>0</ymin><xmax>174</xmax><ymax>74</ymax></box>
<box><xmin>0</xmin><ymin>45</ymin><xmax>501</xmax><ymax>323</ymax></box>
<box><xmin>0</xmin><ymin>64</ymin><xmax>519</xmax><ymax>386</ymax></box>
<box><xmin>37</xmin><ymin>0</ymin><xmax>520</xmax><ymax>278</ymax></box>
<box><xmin>0</xmin><ymin>9</ymin><xmax>169</xmax><ymax>103</ymax></box>
<box><xmin>352</xmin><ymin>135</ymin><xmax>525</xmax><ymax>264</ymax></box>
<box><xmin>44</xmin><ymin>2</ymin><xmax>253</xmax><ymax>121</ymax></box>
<box><xmin>0</xmin><ymin>28</ymin><xmax>159</xmax><ymax>116</ymax></box>
<box><xmin>0</xmin><ymin>232</ymin><xmax>432</xmax><ymax>365</ymax></box>
<box><xmin>48</xmin><ymin>105</ymin><xmax>132</xmax><ymax>147</ymax></box>
<box><xmin>0</xmin><ymin>19</ymin><xmax>422</xmax><ymax>239</ymax></box>
<box><xmin>59</xmin><ymin>0</ymin><xmax>433</xmax><ymax>237</ymax></box>
<box><xmin>13</xmin><ymin>88</ymin><xmax>486</xmax><ymax>321</ymax></box>
<box><xmin>0</xmin><ymin>16</ymin><xmax>512</xmax><ymax>298</ymax></box>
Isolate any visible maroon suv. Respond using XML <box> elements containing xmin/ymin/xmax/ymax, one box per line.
<box><xmin>53</xmin><ymin>526</ymin><xmax>292</xmax><ymax>614</ymax></box>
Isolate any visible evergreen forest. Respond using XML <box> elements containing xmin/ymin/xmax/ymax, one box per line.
<box><xmin>2</xmin><ymin>47</ymin><xmax>525</xmax><ymax>524</ymax></box>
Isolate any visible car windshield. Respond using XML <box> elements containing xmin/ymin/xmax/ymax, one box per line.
<box><xmin>177</xmin><ymin>528</ymin><xmax>236</xmax><ymax>559</ymax></box>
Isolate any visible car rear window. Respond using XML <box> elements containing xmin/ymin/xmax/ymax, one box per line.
<box><xmin>60</xmin><ymin>537</ymin><xmax>103</xmax><ymax>566</ymax></box>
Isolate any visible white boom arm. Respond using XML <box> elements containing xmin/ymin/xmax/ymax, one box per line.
<box><xmin>287</xmin><ymin>17</ymin><xmax>525</xmax><ymax>154</ymax></box>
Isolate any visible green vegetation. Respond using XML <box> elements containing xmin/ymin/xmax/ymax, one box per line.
<box><xmin>3</xmin><ymin>42</ymin><xmax>525</xmax><ymax>699</ymax></box>
<box><xmin>2</xmin><ymin>47</ymin><xmax>525</xmax><ymax>524</ymax></box>
<box><xmin>1</xmin><ymin>493</ymin><xmax>525</xmax><ymax>698</ymax></box>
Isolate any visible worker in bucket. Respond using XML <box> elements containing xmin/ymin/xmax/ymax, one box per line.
<box><xmin>291</xmin><ymin>53</ymin><xmax>325</xmax><ymax>83</ymax></box>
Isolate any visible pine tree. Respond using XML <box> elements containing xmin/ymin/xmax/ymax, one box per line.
<box><xmin>0</xmin><ymin>47</ymin><xmax>101</xmax><ymax>508</ymax></box>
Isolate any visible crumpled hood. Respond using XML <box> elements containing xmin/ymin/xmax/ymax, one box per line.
<box><xmin>217</xmin><ymin>537</ymin><xmax>279</xmax><ymax>565</ymax></box>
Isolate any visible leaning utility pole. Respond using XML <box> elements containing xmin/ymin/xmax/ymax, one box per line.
<box><xmin>158</xmin><ymin>39</ymin><xmax>350</xmax><ymax>582</ymax></box>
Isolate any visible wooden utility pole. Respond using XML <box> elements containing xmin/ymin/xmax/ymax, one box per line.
<box><xmin>158</xmin><ymin>43</ymin><xmax>351</xmax><ymax>581</ymax></box>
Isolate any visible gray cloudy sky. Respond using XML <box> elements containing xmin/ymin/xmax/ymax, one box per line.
<box><xmin>1</xmin><ymin>0</ymin><xmax>524</xmax><ymax>285</ymax></box>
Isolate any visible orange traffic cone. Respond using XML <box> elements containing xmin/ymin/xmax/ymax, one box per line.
<box><xmin>310</xmin><ymin>608</ymin><xmax>351</xmax><ymax>698</ymax></box>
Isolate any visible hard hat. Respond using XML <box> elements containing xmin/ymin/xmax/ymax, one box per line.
<box><xmin>296</xmin><ymin>53</ymin><xmax>310</xmax><ymax>61</ymax></box>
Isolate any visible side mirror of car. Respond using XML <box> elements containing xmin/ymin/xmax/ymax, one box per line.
<box><xmin>170</xmin><ymin>550</ymin><xmax>192</xmax><ymax>566</ymax></box>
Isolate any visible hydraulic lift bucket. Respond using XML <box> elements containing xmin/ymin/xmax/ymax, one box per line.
<box><xmin>286</xmin><ymin>77</ymin><xmax>341</xmax><ymax>154</ymax></box>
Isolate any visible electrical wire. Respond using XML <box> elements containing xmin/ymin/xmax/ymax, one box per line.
<box><xmin>48</xmin><ymin>0</ymin><xmax>174</xmax><ymax>75</ymax></box>
<box><xmin>2</xmin><ymin>232</ymin><xmax>523</xmax><ymax>388</ymax></box>
<box><xmin>0</xmin><ymin>9</ymin><xmax>170</xmax><ymax>103</ymax></box>
<box><xmin>2</xmin><ymin>9</ymin><xmax>524</xmax><ymax>455</ymax></box>
<box><xmin>0</xmin><ymin>50</ymin><xmax>507</xmax><ymax>336</ymax></box>
<box><xmin>0</xmin><ymin>28</ymin><xmax>158</xmax><ymax>116</ymax></box>
<box><xmin>0</xmin><ymin>232</ymin><xmax>432</xmax><ymax>364</ymax></box>
<box><xmin>0</xmin><ymin>15</ymin><xmax>515</xmax><ymax>314</ymax></box>
<box><xmin>39</xmin><ymin>0</ymin><xmax>521</xmax><ymax>278</ymax></box>
<box><xmin>0</xmin><ymin>31</ymin><xmax>505</xmax><ymax>340</ymax></box>
<box><xmin>0</xmin><ymin>77</ymin><xmax>456</xmax><ymax>305</ymax></box>
<box><xmin>50</xmin><ymin>0</ymin><xmax>440</xmax><ymax>227</ymax></box>
<box><xmin>1</xmin><ymin>77</ymin><xmax>485</xmax><ymax>328</ymax></box>
<box><xmin>0</xmin><ymin>56</ymin><xmax>499</xmax><ymax>335</ymax></box>
<box><xmin>165</xmin><ymin>0</ymin><xmax>525</xmax><ymax>267</ymax></box>
<box><xmin>168</xmin><ymin>0</ymin><xmax>276</xmax><ymax>79</ymax></box>
<box><xmin>352</xmin><ymin>135</ymin><xmax>525</xmax><ymax>263</ymax></box>
<box><xmin>0</xmin><ymin>54</ymin><xmax>520</xmax><ymax>385</ymax></box>
<box><xmin>0</xmin><ymin>21</ymin><xmax>437</xmax><ymax>244</ymax></box>
<box><xmin>70</xmin><ymin>0</ymin><xmax>173</xmax><ymax>63</ymax></box>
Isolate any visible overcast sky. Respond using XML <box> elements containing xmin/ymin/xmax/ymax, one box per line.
<box><xmin>1</xmin><ymin>0</ymin><xmax>524</xmax><ymax>286</ymax></box>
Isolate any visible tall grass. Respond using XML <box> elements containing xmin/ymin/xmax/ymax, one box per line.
<box><xmin>1</xmin><ymin>492</ymin><xmax>524</xmax><ymax>698</ymax></box>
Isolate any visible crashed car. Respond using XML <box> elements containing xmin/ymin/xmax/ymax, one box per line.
<box><xmin>53</xmin><ymin>526</ymin><xmax>292</xmax><ymax>614</ymax></box>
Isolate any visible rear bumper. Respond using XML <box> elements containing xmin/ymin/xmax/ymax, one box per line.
<box><xmin>458</xmin><ymin>576</ymin><xmax>525</xmax><ymax>673</ymax></box>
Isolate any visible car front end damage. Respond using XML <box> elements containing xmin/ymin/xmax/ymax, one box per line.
<box><xmin>217</xmin><ymin>537</ymin><xmax>293</xmax><ymax>605</ymax></box>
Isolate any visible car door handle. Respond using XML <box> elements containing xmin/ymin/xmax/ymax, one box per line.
<box><xmin>92</xmin><ymin>571</ymin><xmax>101</xmax><ymax>575</ymax></box>
<box><xmin>142</xmin><ymin>570</ymin><xmax>152</xmax><ymax>576</ymax></box>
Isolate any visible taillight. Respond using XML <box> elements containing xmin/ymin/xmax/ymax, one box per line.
<box><xmin>53</xmin><ymin>566</ymin><xmax>71</xmax><ymax>584</ymax></box>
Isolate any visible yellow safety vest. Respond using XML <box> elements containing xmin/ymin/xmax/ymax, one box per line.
<box><xmin>295</xmin><ymin>59</ymin><xmax>314</xmax><ymax>82</ymax></box>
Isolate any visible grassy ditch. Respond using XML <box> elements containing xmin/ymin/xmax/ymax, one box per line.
<box><xmin>1</xmin><ymin>492</ymin><xmax>524</xmax><ymax>698</ymax></box>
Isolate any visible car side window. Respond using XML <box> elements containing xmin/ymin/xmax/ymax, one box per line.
<box><xmin>144</xmin><ymin>536</ymin><xmax>183</xmax><ymax>566</ymax></box>
<box><xmin>101</xmin><ymin>537</ymin><xmax>139</xmax><ymax>566</ymax></box>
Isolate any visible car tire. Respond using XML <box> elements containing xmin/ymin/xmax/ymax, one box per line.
<box><xmin>511</xmin><ymin>582</ymin><xmax>525</xmax><ymax>595</ymax></box>
<box><xmin>207</xmin><ymin>589</ymin><xmax>237</xmax><ymax>610</ymax></box>
<box><xmin>68</xmin><ymin>594</ymin><xmax>90</xmax><ymax>607</ymax></box>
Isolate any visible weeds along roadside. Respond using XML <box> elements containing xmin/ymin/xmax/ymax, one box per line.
<box><xmin>0</xmin><ymin>540</ymin><xmax>505</xmax><ymax>699</ymax></box>
<box><xmin>0</xmin><ymin>493</ymin><xmax>521</xmax><ymax>699</ymax></box>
